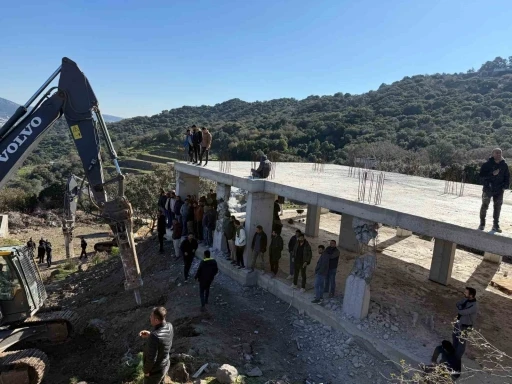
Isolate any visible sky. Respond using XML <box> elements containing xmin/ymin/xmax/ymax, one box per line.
<box><xmin>1</xmin><ymin>0</ymin><xmax>511</xmax><ymax>118</ymax></box>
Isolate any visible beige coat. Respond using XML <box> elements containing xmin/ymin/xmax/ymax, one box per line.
<box><xmin>201</xmin><ymin>130</ymin><xmax>212</xmax><ymax>149</ymax></box>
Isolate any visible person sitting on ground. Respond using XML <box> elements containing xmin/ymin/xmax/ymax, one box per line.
<box><xmin>157</xmin><ymin>213</ymin><xmax>166</xmax><ymax>254</ymax></box>
<box><xmin>251</xmin><ymin>155</ymin><xmax>272</xmax><ymax>179</ymax></box>
<box><xmin>139</xmin><ymin>306</ymin><xmax>174</xmax><ymax>384</ymax></box>
<box><xmin>312</xmin><ymin>245</ymin><xmax>330</xmax><ymax>304</ymax></box>
<box><xmin>268</xmin><ymin>230</ymin><xmax>283</xmax><ymax>277</ymax></box>
<box><xmin>425</xmin><ymin>340</ymin><xmax>461</xmax><ymax>381</ymax></box>
<box><xmin>80</xmin><ymin>236</ymin><xmax>88</xmax><ymax>259</ymax></box>
<box><xmin>180</xmin><ymin>234</ymin><xmax>198</xmax><ymax>282</ymax></box>
<box><xmin>250</xmin><ymin>225</ymin><xmax>267</xmax><ymax>273</ymax></box>
<box><xmin>171</xmin><ymin>219</ymin><xmax>183</xmax><ymax>259</ymax></box>
<box><xmin>195</xmin><ymin>250</ymin><xmax>219</xmax><ymax>312</ymax></box>
<box><xmin>478</xmin><ymin>148</ymin><xmax>510</xmax><ymax>232</ymax></box>
<box><xmin>291</xmin><ymin>234</ymin><xmax>312</xmax><ymax>292</ymax></box>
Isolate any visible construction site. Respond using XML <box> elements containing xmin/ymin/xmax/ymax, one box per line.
<box><xmin>0</xmin><ymin>157</ymin><xmax>510</xmax><ymax>384</ymax></box>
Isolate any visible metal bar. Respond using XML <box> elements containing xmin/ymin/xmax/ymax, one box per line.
<box><xmin>25</xmin><ymin>65</ymin><xmax>62</xmax><ymax>108</ymax></box>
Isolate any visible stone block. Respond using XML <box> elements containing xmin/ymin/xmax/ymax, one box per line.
<box><xmin>396</xmin><ymin>227</ymin><xmax>412</xmax><ymax>237</ymax></box>
<box><xmin>429</xmin><ymin>238</ymin><xmax>456</xmax><ymax>285</ymax></box>
<box><xmin>342</xmin><ymin>275</ymin><xmax>370</xmax><ymax>319</ymax></box>
<box><xmin>483</xmin><ymin>252</ymin><xmax>502</xmax><ymax>264</ymax></box>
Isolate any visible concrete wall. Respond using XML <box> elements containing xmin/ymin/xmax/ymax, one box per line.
<box><xmin>0</xmin><ymin>215</ymin><xmax>8</xmax><ymax>238</ymax></box>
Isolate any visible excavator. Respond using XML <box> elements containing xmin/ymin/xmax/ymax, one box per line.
<box><xmin>0</xmin><ymin>57</ymin><xmax>143</xmax><ymax>383</ymax></box>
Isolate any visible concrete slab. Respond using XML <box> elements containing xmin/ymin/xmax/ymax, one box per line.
<box><xmin>175</xmin><ymin>161</ymin><xmax>512</xmax><ymax>256</ymax></box>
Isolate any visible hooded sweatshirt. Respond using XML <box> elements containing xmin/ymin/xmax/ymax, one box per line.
<box><xmin>479</xmin><ymin>157</ymin><xmax>510</xmax><ymax>194</ymax></box>
<box><xmin>256</xmin><ymin>155</ymin><xmax>271</xmax><ymax>178</ymax></box>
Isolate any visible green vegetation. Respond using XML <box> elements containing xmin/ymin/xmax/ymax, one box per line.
<box><xmin>110</xmin><ymin>246</ymin><xmax>120</xmax><ymax>257</ymax></box>
<box><xmin>119</xmin><ymin>352</ymin><xmax>144</xmax><ymax>383</ymax></box>
<box><xmin>0</xmin><ymin>238</ymin><xmax>22</xmax><ymax>247</ymax></box>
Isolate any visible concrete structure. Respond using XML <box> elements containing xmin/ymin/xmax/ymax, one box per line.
<box><xmin>429</xmin><ymin>239</ymin><xmax>456</xmax><ymax>285</ymax></box>
<box><xmin>396</xmin><ymin>227</ymin><xmax>412</xmax><ymax>237</ymax></box>
<box><xmin>342</xmin><ymin>275</ymin><xmax>370</xmax><ymax>318</ymax></box>
<box><xmin>175</xmin><ymin>160</ymin><xmax>512</xmax><ymax>291</ymax></box>
<box><xmin>0</xmin><ymin>215</ymin><xmax>8</xmax><ymax>238</ymax></box>
<box><xmin>305</xmin><ymin>204</ymin><xmax>321</xmax><ymax>237</ymax></box>
<box><xmin>483</xmin><ymin>252</ymin><xmax>503</xmax><ymax>264</ymax></box>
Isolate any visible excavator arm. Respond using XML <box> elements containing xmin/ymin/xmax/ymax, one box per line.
<box><xmin>0</xmin><ymin>57</ymin><xmax>142</xmax><ymax>304</ymax></box>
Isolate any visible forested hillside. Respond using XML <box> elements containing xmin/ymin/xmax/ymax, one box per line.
<box><xmin>3</xmin><ymin>56</ymin><xmax>512</xmax><ymax>212</ymax></box>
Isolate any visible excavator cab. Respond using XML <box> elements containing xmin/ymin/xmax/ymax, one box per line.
<box><xmin>0</xmin><ymin>247</ymin><xmax>47</xmax><ymax>326</ymax></box>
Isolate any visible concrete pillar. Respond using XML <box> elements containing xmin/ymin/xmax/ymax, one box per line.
<box><xmin>176</xmin><ymin>171</ymin><xmax>199</xmax><ymax>199</ymax></box>
<box><xmin>396</xmin><ymin>227</ymin><xmax>412</xmax><ymax>237</ymax></box>
<box><xmin>305</xmin><ymin>204</ymin><xmax>321</xmax><ymax>237</ymax></box>
<box><xmin>213</xmin><ymin>184</ymin><xmax>232</xmax><ymax>253</ymax></box>
<box><xmin>338</xmin><ymin>214</ymin><xmax>360</xmax><ymax>253</ymax></box>
<box><xmin>429</xmin><ymin>239</ymin><xmax>456</xmax><ymax>285</ymax></box>
<box><xmin>0</xmin><ymin>215</ymin><xmax>8</xmax><ymax>238</ymax></box>
<box><xmin>483</xmin><ymin>252</ymin><xmax>502</xmax><ymax>264</ymax></box>
<box><xmin>216</xmin><ymin>183</ymin><xmax>231</xmax><ymax>202</ymax></box>
<box><xmin>243</xmin><ymin>192</ymin><xmax>275</xmax><ymax>267</ymax></box>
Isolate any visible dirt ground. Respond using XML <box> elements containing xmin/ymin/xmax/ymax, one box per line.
<box><xmin>274</xmin><ymin>210</ymin><xmax>512</xmax><ymax>363</ymax></box>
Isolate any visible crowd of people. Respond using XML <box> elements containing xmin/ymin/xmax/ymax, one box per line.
<box><xmin>26</xmin><ymin>237</ymin><xmax>53</xmax><ymax>267</ymax></box>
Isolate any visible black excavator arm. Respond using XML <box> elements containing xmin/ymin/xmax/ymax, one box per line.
<box><xmin>0</xmin><ymin>57</ymin><xmax>142</xmax><ymax>304</ymax></box>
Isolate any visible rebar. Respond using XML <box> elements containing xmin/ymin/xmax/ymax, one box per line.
<box><xmin>358</xmin><ymin>170</ymin><xmax>385</xmax><ymax>205</ymax></box>
<box><xmin>443</xmin><ymin>172</ymin><xmax>466</xmax><ymax>197</ymax></box>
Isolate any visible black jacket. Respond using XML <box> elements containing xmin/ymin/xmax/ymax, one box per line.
<box><xmin>269</xmin><ymin>234</ymin><xmax>284</xmax><ymax>261</ymax></box>
<box><xmin>193</xmin><ymin>131</ymin><xmax>202</xmax><ymax>145</ymax></box>
<box><xmin>479</xmin><ymin>157</ymin><xmax>510</xmax><ymax>194</ymax></box>
<box><xmin>195</xmin><ymin>258</ymin><xmax>218</xmax><ymax>284</ymax></box>
<box><xmin>256</xmin><ymin>156</ymin><xmax>272</xmax><ymax>178</ymax></box>
<box><xmin>174</xmin><ymin>199</ymin><xmax>184</xmax><ymax>216</ymax></box>
<box><xmin>81</xmin><ymin>239</ymin><xmax>87</xmax><ymax>249</ymax></box>
<box><xmin>143</xmin><ymin>321</ymin><xmax>174</xmax><ymax>374</ymax></box>
<box><xmin>157</xmin><ymin>215</ymin><xmax>166</xmax><ymax>235</ymax></box>
<box><xmin>180</xmin><ymin>239</ymin><xmax>198</xmax><ymax>258</ymax></box>
<box><xmin>288</xmin><ymin>235</ymin><xmax>298</xmax><ymax>253</ymax></box>
<box><xmin>223</xmin><ymin>220</ymin><xmax>236</xmax><ymax>240</ymax></box>
<box><xmin>251</xmin><ymin>231</ymin><xmax>268</xmax><ymax>253</ymax></box>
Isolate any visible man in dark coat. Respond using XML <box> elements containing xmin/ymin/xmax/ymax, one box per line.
<box><xmin>157</xmin><ymin>189</ymin><xmax>167</xmax><ymax>215</ymax></box>
<box><xmin>157</xmin><ymin>213</ymin><xmax>166</xmax><ymax>253</ymax></box>
<box><xmin>37</xmin><ymin>238</ymin><xmax>46</xmax><ymax>264</ymax></box>
<box><xmin>251</xmin><ymin>155</ymin><xmax>272</xmax><ymax>178</ymax></box>
<box><xmin>291</xmin><ymin>234</ymin><xmax>312</xmax><ymax>292</ymax></box>
<box><xmin>287</xmin><ymin>230</ymin><xmax>302</xmax><ymax>280</ymax></box>
<box><xmin>180</xmin><ymin>234</ymin><xmax>198</xmax><ymax>281</ymax></box>
<box><xmin>195</xmin><ymin>250</ymin><xmax>219</xmax><ymax>311</ymax></box>
<box><xmin>250</xmin><ymin>225</ymin><xmax>268</xmax><ymax>273</ymax></box>
<box><xmin>45</xmin><ymin>240</ymin><xmax>53</xmax><ymax>268</ymax></box>
<box><xmin>268</xmin><ymin>230</ymin><xmax>283</xmax><ymax>277</ymax></box>
<box><xmin>80</xmin><ymin>237</ymin><xmax>88</xmax><ymax>259</ymax></box>
<box><xmin>312</xmin><ymin>245</ymin><xmax>330</xmax><ymax>304</ymax></box>
<box><xmin>139</xmin><ymin>307</ymin><xmax>174</xmax><ymax>384</ymax></box>
<box><xmin>479</xmin><ymin>148</ymin><xmax>510</xmax><ymax>232</ymax></box>
<box><xmin>192</xmin><ymin>125</ymin><xmax>202</xmax><ymax>164</ymax></box>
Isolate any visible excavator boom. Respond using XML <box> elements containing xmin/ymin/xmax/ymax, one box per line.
<box><xmin>0</xmin><ymin>58</ymin><xmax>142</xmax><ymax>303</ymax></box>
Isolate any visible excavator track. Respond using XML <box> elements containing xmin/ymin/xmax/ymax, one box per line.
<box><xmin>0</xmin><ymin>348</ymin><xmax>49</xmax><ymax>384</ymax></box>
<box><xmin>25</xmin><ymin>310</ymin><xmax>82</xmax><ymax>341</ymax></box>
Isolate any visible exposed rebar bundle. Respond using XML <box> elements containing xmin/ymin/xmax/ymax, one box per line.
<box><xmin>358</xmin><ymin>170</ymin><xmax>385</xmax><ymax>205</ymax></box>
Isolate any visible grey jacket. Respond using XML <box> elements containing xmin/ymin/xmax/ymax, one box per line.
<box><xmin>456</xmin><ymin>299</ymin><xmax>478</xmax><ymax>326</ymax></box>
<box><xmin>315</xmin><ymin>252</ymin><xmax>330</xmax><ymax>276</ymax></box>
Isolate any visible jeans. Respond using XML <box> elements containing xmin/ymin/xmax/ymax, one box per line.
<box><xmin>173</xmin><ymin>239</ymin><xmax>181</xmax><ymax>257</ymax></box>
<box><xmin>158</xmin><ymin>234</ymin><xmax>164</xmax><ymax>251</ymax></box>
<box><xmin>289</xmin><ymin>252</ymin><xmax>294</xmax><ymax>276</ymax></box>
<box><xmin>184</xmin><ymin>254</ymin><xmax>193</xmax><ymax>279</ymax></box>
<box><xmin>314</xmin><ymin>274</ymin><xmax>326</xmax><ymax>300</ymax></box>
<box><xmin>293</xmin><ymin>262</ymin><xmax>307</xmax><ymax>288</ymax></box>
<box><xmin>251</xmin><ymin>250</ymin><xmax>265</xmax><ymax>269</ymax></box>
<box><xmin>324</xmin><ymin>268</ymin><xmax>337</xmax><ymax>295</ymax></box>
<box><xmin>200</xmin><ymin>282</ymin><xmax>212</xmax><ymax>307</ymax></box>
<box><xmin>165</xmin><ymin>210</ymin><xmax>173</xmax><ymax>228</ymax></box>
<box><xmin>199</xmin><ymin>147</ymin><xmax>209</xmax><ymax>164</ymax></box>
<box><xmin>195</xmin><ymin>221</ymin><xmax>203</xmax><ymax>240</ymax></box>
<box><xmin>228</xmin><ymin>239</ymin><xmax>236</xmax><ymax>260</ymax></box>
<box><xmin>182</xmin><ymin>217</ymin><xmax>188</xmax><ymax>236</ymax></box>
<box><xmin>480</xmin><ymin>190</ymin><xmax>504</xmax><ymax>226</ymax></box>
<box><xmin>144</xmin><ymin>362</ymin><xmax>170</xmax><ymax>384</ymax></box>
<box><xmin>270</xmin><ymin>258</ymin><xmax>279</xmax><ymax>275</ymax></box>
<box><xmin>188</xmin><ymin>145</ymin><xmax>194</xmax><ymax>162</ymax></box>
<box><xmin>452</xmin><ymin>322</ymin><xmax>471</xmax><ymax>358</ymax></box>
<box><xmin>193</xmin><ymin>144</ymin><xmax>201</xmax><ymax>162</ymax></box>
<box><xmin>205</xmin><ymin>228</ymin><xmax>213</xmax><ymax>247</ymax></box>
<box><xmin>236</xmin><ymin>245</ymin><xmax>245</xmax><ymax>267</ymax></box>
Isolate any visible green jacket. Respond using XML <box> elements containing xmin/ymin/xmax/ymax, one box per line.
<box><xmin>269</xmin><ymin>234</ymin><xmax>284</xmax><ymax>261</ymax></box>
<box><xmin>292</xmin><ymin>240</ymin><xmax>312</xmax><ymax>265</ymax></box>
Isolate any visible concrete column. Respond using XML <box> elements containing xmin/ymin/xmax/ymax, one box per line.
<box><xmin>396</xmin><ymin>227</ymin><xmax>412</xmax><ymax>237</ymax></box>
<box><xmin>0</xmin><ymin>215</ymin><xmax>8</xmax><ymax>238</ymax></box>
<box><xmin>305</xmin><ymin>204</ymin><xmax>321</xmax><ymax>238</ymax></box>
<box><xmin>216</xmin><ymin>183</ymin><xmax>231</xmax><ymax>202</ymax></box>
<box><xmin>213</xmin><ymin>183</ymin><xmax>232</xmax><ymax>253</ymax></box>
<box><xmin>176</xmin><ymin>171</ymin><xmax>199</xmax><ymax>199</ymax></box>
<box><xmin>243</xmin><ymin>192</ymin><xmax>275</xmax><ymax>267</ymax></box>
<box><xmin>483</xmin><ymin>252</ymin><xmax>502</xmax><ymax>264</ymax></box>
<box><xmin>338</xmin><ymin>214</ymin><xmax>360</xmax><ymax>253</ymax></box>
<box><xmin>429</xmin><ymin>239</ymin><xmax>456</xmax><ymax>285</ymax></box>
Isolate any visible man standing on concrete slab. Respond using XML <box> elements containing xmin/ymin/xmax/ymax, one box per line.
<box><xmin>223</xmin><ymin>214</ymin><xmax>236</xmax><ymax>261</ymax></box>
<box><xmin>453</xmin><ymin>287</ymin><xmax>478</xmax><ymax>358</ymax></box>
<box><xmin>192</xmin><ymin>125</ymin><xmax>202</xmax><ymax>164</ymax></box>
<box><xmin>291</xmin><ymin>234</ymin><xmax>312</xmax><ymax>292</ymax></box>
<box><xmin>139</xmin><ymin>306</ymin><xmax>173</xmax><ymax>384</ymax></box>
<box><xmin>312</xmin><ymin>245</ymin><xmax>330</xmax><ymax>304</ymax></box>
<box><xmin>427</xmin><ymin>340</ymin><xmax>461</xmax><ymax>381</ymax></box>
<box><xmin>287</xmin><ymin>230</ymin><xmax>302</xmax><ymax>280</ymax></box>
<box><xmin>171</xmin><ymin>219</ymin><xmax>183</xmax><ymax>259</ymax></box>
<box><xmin>250</xmin><ymin>225</ymin><xmax>267</xmax><ymax>273</ymax></box>
<box><xmin>479</xmin><ymin>148</ymin><xmax>510</xmax><ymax>232</ymax></box>
<box><xmin>269</xmin><ymin>230</ymin><xmax>283</xmax><ymax>277</ymax></box>
<box><xmin>324</xmin><ymin>240</ymin><xmax>340</xmax><ymax>298</ymax></box>
<box><xmin>185</xmin><ymin>128</ymin><xmax>194</xmax><ymax>163</ymax></box>
<box><xmin>198</xmin><ymin>127</ymin><xmax>212</xmax><ymax>166</ymax></box>
<box><xmin>234</xmin><ymin>220</ymin><xmax>246</xmax><ymax>269</ymax></box>
<box><xmin>180</xmin><ymin>234</ymin><xmax>198</xmax><ymax>282</ymax></box>
<box><xmin>195</xmin><ymin>250</ymin><xmax>219</xmax><ymax>312</ymax></box>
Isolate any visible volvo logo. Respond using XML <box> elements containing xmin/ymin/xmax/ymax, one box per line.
<box><xmin>0</xmin><ymin>117</ymin><xmax>41</xmax><ymax>162</ymax></box>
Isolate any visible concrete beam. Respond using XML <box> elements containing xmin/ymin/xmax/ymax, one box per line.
<box><xmin>396</xmin><ymin>227</ymin><xmax>412</xmax><ymax>237</ymax></box>
<box><xmin>483</xmin><ymin>252</ymin><xmax>502</xmax><ymax>264</ymax></box>
<box><xmin>429</xmin><ymin>239</ymin><xmax>456</xmax><ymax>285</ymax></box>
<box><xmin>338</xmin><ymin>214</ymin><xmax>360</xmax><ymax>253</ymax></box>
<box><xmin>244</xmin><ymin>192</ymin><xmax>275</xmax><ymax>267</ymax></box>
<box><xmin>176</xmin><ymin>171</ymin><xmax>199</xmax><ymax>199</ymax></box>
<box><xmin>305</xmin><ymin>204</ymin><xmax>321</xmax><ymax>237</ymax></box>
